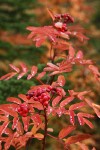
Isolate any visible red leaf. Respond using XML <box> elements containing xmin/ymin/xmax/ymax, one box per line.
<box><xmin>16</xmin><ymin>121</ymin><xmax>24</xmax><ymax>135</ymax></box>
<box><xmin>47</xmin><ymin>62</ymin><xmax>59</xmax><ymax>70</ymax></box>
<box><xmin>18</xmin><ymin>94</ymin><xmax>28</xmax><ymax>102</ymax></box>
<box><xmin>76</xmin><ymin>142</ymin><xmax>89</xmax><ymax>150</ymax></box>
<box><xmin>31</xmin><ymin>114</ymin><xmax>42</xmax><ymax>126</ymax></box>
<box><xmin>56</xmin><ymin>107</ymin><xmax>66</xmax><ymax>117</ymax></box>
<box><xmin>77</xmin><ymin>91</ymin><xmax>90</xmax><ymax>100</ymax></box>
<box><xmin>4</xmin><ymin>128</ymin><xmax>13</xmax><ymax>136</ymax></box>
<box><xmin>65</xmin><ymin>134</ymin><xmax>91</xmax><ymax>145</ymax></box>
<box><xmin>58</xmin><ymin>125</ymin><xmax>76</xmax><ymax>139</ymax></box>
<box><xmin>0</xmin><ymin>116</ymin><xmax>8</xmax><ymax>122</ymax></box>
<box><xmin>34</xmin><ymin>37</ymin><xmax>45</xmax><ymax>47</ymax></box>
<box><xmin>22</xmin><ymin>116</ymin><xmax>30</xmax><ymax>132</ymax></box>
<box><xmin>89</xmin><ymin>65</ymin><xmax>100</xmax><ymax>76</ymax></box>
<box><xmin>0</xmin><ymin>104</ymin><xmax>18</xmax><ymax>117</ymax></box>
<box><xmin>12</xmin><ymin>117</ymin><xmax>19</xmax><ymax>130</ymax></box>
<box><xmin>52</xmin><ymin>96</ymin><xmax>62</xmax><ymax>107</ymax></box>
<box><xmin>83</xmin><ymin>118</ymin><xmax>94</xmax><ymax>129</ymax></box>
<box><xmin>34</xmin><ymin>133</ymin><xmax>44</xmax><ymax>140</ymax></box>
<box><xmin>4</xmin><ymin>134</ymin><xmax>14</xmax><ymax>150</ymax></box>
<box><xmin>60</xmin><ymin>96</ymin><xmax>74</xmax><ymax>107</ymax></box>
<box><xmin>31</xmin><ymin>101</ymin><xmax>43</xmax><ymax>110</ymax></box>
<box><xmin>7</xmin><ymin>97</ymin><xmax>21</xmax><ymax>104</ymax></box>
<box><xmin>36</xmin><ymin>71</ymin><xmax>46</xmax><ymax>79</ymax></box>
<box><xmin>78</xmin><ymin>112</ymin><xmax>94</xmax><ymax>118</ymax></box>
<box><xmin>9</xmin><ymin>64</ymin><xmax>20</xmax><ymax>73</ymax></box>
<box><xmin>17</xmin><ymin>72</ymin><xmax>26</xmax><ymax>80</ymax></box>
<box><xmin>69</xmin><ymin>110</ymin><xmax>75</xmax><ymax>125</ymax></box>
<box><xmin>76</xmin><ymin>50</ymin><xmax>83</xmax><ymax>59</ymax></box>
<box><xmin>47</xmin><ymin>8</ymin><xmax>55</xmax><ymax>21</ymax></box>
<box><xmin>92</xmin><ymin>103</ymin><xmax>100</xmax><ymax>118</ymax></box>
<box><xmin>49</xmin><ymin>71</ymin><xmax>60</xmax><ymax>76</ymax></box>
<box><xmin>69</xmin><ymin>102</ymin><xmax>86</xmax><ymax>110</ymax></box>
<box><xmin>77</xmin><ymin>114</ymin><xmax>85</xmax><ymax>126</ymax></box>
<box><xmin>57</xmin><ymin>75</ymin><xmax>66</xmax><ymax>86</ymax></box>
<box><xmin>47</xmin><ymin>106</ymin><xmax>53</xmax><ymax>115</ymax></box>
<box><xmin>27</xmin><ymin>26</ymin><xmax>59</xmax><ymax>47</ymax></box>
<box><xmin>20</xmin><ymin>63</ymin><xmax>28</xmax><ymax>73</ymax></box>
<box><xmin>0</xmin><ymin>142</ymin><xmax>2</xmax><ymax>150</ymax></box>
<box><xmin>69</xmin><ymin>45</ymin><xmax>75</xmax><ymax>58</ymax></box>
<box><xmin>0</xmin><ymin>72</ymin><xmax>17</xmax><ymax>80</ymax></box>
<box><xmin>0</xmin><ymin>121</ymin><xmax>9</xmax><ymax>136</ymax></box>
<box><xmin>27</xmin><ymin>66</ymin><xmax>38</xmax><ymax>80</ymax></box>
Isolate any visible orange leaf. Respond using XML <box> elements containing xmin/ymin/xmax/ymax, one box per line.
<box><xmin>57</xmin><ymin>75</ymin><xmax>66</xmax><ymax>86</ymax></box>
<box><xmin>7</xmin><ymin>97</ymin><xmax>21</xmax><ymax>104</ymax></box>
<box><xmin>34</xmin><ymin>133</ymin><xmax>44</xmax><ymax>140</ymax></box>
<box><xmin>52</xmin><ymin>96</ymin><xmax>62</xmax><ymax>107</ymax></box>
<box><xmin>65</xmin><ymin>134</ymin><xmax>91</xmax><ymax>145</ymax></box>
<box><xmin>58</xmin><ymin>125</ymin><xmax>76</xmax><ymax>139</ymax></box>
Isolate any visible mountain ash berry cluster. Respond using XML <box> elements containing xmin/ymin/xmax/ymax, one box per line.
<box><xmin>54</xmin><ymin>13</ymin><xmax>74</xmax><ymax>32</ymax></box>
<box><xmin>17</xmin><ymin>104</ymin><xmax>29</xmax><ymax>117</ymax></box>
<box><xmin>26</xmin><ymin>86</ymin><xmax>62</xmax><ymax>107</ymax></box>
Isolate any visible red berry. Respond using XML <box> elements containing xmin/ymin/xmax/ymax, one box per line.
<box><xmin>43</xmin><ymin>96</ymin><xmax>49</xmax><ymax>101</ymax></box>
<box><xmin>19</xmin><ymin>111</ymin><xmax>23</xmax><ymax>115</ymax></box>
<box><xmin>22</xmin><ymin>113</ymin><xmax>27</xmax><ymax>117</ymax></box>
<box><xmin>34</xmin><ymin>97</ymin><xmax>38</xmax><ymax>101</ymax></box>
<box><xmin>41</xmin><ymin>93</ymin><xmax>47</xmax><ymax>97</ymax></box>
<box><xmin>17</xmin><ymin>107</ymin><xmax>21</xmax><ymax>112</ymax></box>
<box><xmin>43</xmin><ymin>101</ymin><xmax>49</xmax><ymax>107</ymax></box>
<box><xmin>26</xmin><ymin>95</ymin><xmax>31</xmax><ymax>99</ymax></box>
<box><xmin>38</xmin><ymin>95</ymin><xmax>42</xmax><ymax>99</ymax></box>
<box><xmin>23</xmin><ymin>108</ymin><xmax>28</xmax><ymax>113</ymax></box>
<box><xmin>46</xmin><ymin>86</ymin><xmax>52</xmax><ymax>92</ymax></box>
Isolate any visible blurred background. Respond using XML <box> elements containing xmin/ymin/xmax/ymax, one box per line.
<box><xmin>0</xmin><ymin>0</ymin><xmax>100</xmax><ymax>149</ymax></box>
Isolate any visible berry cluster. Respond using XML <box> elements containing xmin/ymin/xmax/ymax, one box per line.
<box><xmin>17</xmin><ymin>104</ymin><xmax>29</xmax><ymax>117</ymax></box>
<box><xmin>26</xmin><ymin>86</ymin><xmax>62</xmax><ymax>107</ymax></box>
<box><xmin>26</xmin><ymin>86</ymin><xmax>53</xmax><ymax>107</ymax></box>
<box><xmin>54</xmin><ymin>13</ymin><xmax>74</xmax><ymax>32</ymax></box>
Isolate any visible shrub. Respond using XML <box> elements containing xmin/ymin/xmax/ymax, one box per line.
<box><xmin>0</xmin><ymin>9</ymin><xmax>100</xmax><ymax>150</ymax></box>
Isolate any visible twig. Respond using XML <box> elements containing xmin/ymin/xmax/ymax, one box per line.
<box><xmin>42</xmin><ymin>108</ymin><xmax>48</xmax><ymax>150</ymax></box>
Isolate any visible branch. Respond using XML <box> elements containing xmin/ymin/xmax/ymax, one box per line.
<box><xmin>42</xmin><ymin>108</ymin><xmax>48</xmax><ymax>150</ymax></box>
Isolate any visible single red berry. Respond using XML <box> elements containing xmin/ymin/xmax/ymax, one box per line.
<box><xmin>43</xmin><ymin>95</ymin><xmax>49</xmax><ymax>101</ymax></box>
<box><xmin>20</xmin><ymin>104</ymin><xmax>25</xmax><ymax>109</ymax></box>
<box><xmin>46</xmin><ymin>86</ymin><xmax>53</xmax><ymax>92</ymax></box>
<box><xmin>23</xmin><ymin>107</ymin><xmax>29</xmax><ymax>113</ymax></box>
<box><xmin>43</xmin><ymin>101</ymin><xmax>49</xmax><ymax>107</ymax></box>
<box><xmin>19</xmin><ymin>110</ymin><xmax>23</xmax><ymax>115</ymax></box>
<box><xmin>22</xmin><ymin>113</ymin><xmax>27</xmax><ymax>117</ymax></box>
<box><xmin>37</xmin><ymin>88</ymin><xmax>43</xmax><ymax>95</ymax></box>
<box><xmin>41</xmin><ymin>93</ymin><xmax>47</xmax><ymax>97</ymax></box>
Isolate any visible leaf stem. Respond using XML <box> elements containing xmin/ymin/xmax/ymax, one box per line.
<box><xmin>42</xmin><ymin>108</ymin><xmax>48</xmax><ymax>150</ymax></box>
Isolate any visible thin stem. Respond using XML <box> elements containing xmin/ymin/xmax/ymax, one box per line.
<box><xmin>42</xmin><ymin>108</ymin><xmax>48</xmax><ymax>150</ymax></box>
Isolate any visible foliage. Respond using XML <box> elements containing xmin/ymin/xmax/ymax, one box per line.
<box><xmin>0</xmin><ymin>9</ymin><xmax>100</xmax><ymax>150</ymax></box>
